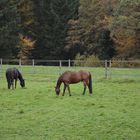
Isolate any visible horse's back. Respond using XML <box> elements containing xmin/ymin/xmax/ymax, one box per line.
<box><xmin>62</xmin><ymin>71</ymin><xmax>79</xmax><ymax>77</ymax></box>
<box><xmin>6</xmin><ymin>67</ymin><xmax>18</xmax><ymax>74</ymax></box>
<box><xmin>62</xmin><ymin>70</ymin><xmax>89</xmax><ymax>77</ymax></box>
<box><xmin>60</xmin><ymin>70</ymin><xmax>90</xmax><ymax>83</ymax></box>
<box><xmin>78</xmin><ymin>70</ymin><xmax>90</xmax><ymax>78</ymax></box>
<box><xmin>6</xmin><ymin>68</ymin><xmax>19</xmax><ymax>79</ymax></box>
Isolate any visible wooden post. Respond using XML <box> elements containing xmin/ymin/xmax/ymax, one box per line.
<box><xmin>19</xmin><ymin>59</ymin><xmax>21</xmax><ymax>67</ymax></box>
<box><xmin>0</xmin><ymin>58</ymin><xmax>2</xmax><ymax>67</ymax></box>
<box><xmin>68</xmin><ymin>59</ymin><xmax>71</xmax><ymax>67</ymax></box>
<box><xmin>0</xmin><ymin>58</ymin><xmax>2</xmax><ymax>78</ymax></box>
<box><xmin>32</xmin><ymin>59</ymin><xmax>35</xmax><ymax>67</ymax></box>
<box><xmin>109</xmin><ymin>60</ymin><xmax>112</xmax><ymax>78</ymax></box>
<box><xmin>59</xmin><ymin>60</ymin><xmax>62</xmax><ymax>75</ymax></box>
<box><xmin>32</xmin><ymin>59</ymin><xmax>35</xmax><ymax>73</ymax></box>
<box><xmin>105</xmin><ymin>60</ymin><xmax>108</xmax><ymax>79</ymax></box>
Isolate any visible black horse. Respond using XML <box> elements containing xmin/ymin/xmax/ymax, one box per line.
<box><xmin>6</xmin><ymin>68</ymin><xmax>25</xmax><ymax>89</ymax></box>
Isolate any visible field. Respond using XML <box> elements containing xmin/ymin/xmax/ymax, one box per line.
<box><xmin>0</xmin><ymin>66</ymin><xmax>140</xmax><ymax>140</ymax></box>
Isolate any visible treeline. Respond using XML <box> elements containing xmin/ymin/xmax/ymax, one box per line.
<box><xmin>0</xmin><ymin>0</ymin><xmax>139</xmax><ymax>61</ymax></box>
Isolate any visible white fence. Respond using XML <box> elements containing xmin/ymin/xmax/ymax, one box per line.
<box><xmin>0</xmin><ymin>59</ymin><xmax>140</xmax><ymax>80</ymax></box>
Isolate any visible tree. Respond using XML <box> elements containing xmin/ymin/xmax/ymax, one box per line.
<box><xmin>0</xmin><ymin>0</ymin><xmax>20</xmax><ymax>58</ymax></box>
<box><xmin>97</xmin><ymin>29</ymin><xmax>115</xmax><ymax>60</ymax></box>
<box><xmin>79</xmin><ymin>0</ymin><xmax>116</xmax><ymax>58</ymax></box>
<box><xmin>17</xmin><ymin>0</ymin><xmax>35</xmax><ymax>60</ymax></box>
<box><xmin>17</xmin><ymin>34</ymin><xmax>35</xmax><ymax>60</ymax></box>
<box><xmin>79</xmin><ymin>0</ymin><xmax>139</xmax><ymax>59</ymax></box>
<box><xmin>110</xmin><ymin>0</ymin><xmax>140</xmax><ymax>59</ymax></box>
<box><xmin>31</xmin><ymin>0</ymin><xmax>79</xmax><ymax>59</ymax></box>
<box><xmin>30</xmin><ymin>0</ymin><xmax>52</xmax><ymax>59</ymax></box>
<box><xmin>48</xmin><ymin>0</ymin><xmax>79</xmax><ymax>59</ymax></box>
<box><xmin>64</xmin><ymin>19</ymin><xmax>84</xmax><ymax>59</ymax></box>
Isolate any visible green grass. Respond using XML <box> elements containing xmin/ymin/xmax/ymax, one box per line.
<box><xmin>0</xmin><ymin>66</ymin><xmax>140</xmax><ymax>140</ymax></box>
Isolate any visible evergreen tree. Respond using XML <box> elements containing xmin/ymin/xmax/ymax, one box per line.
<box><xmin>0</xmin><ymin>0</ymin><xmax>20</xmax><ymax>58</ymax></box>
<box><xmin>48</xmin><ymin>0</ymin><xmax>79</xmax><ymax>59</ymax></box>
<box><xmin>31</xmin><ymin>0</ymin><xmax>51</xmax><ymax>59</ymax></box>
<box><xmin>97</xmin><ymin>29</ymin><xmax>115</xmax><ymax>60</ymax></box>
<box><xmin>65</xmin><ymin>19</ymin><xmax>84</xmax><ymax>59</ymax></box>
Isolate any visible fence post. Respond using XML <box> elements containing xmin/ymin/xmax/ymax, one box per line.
<box><xmin>0</xmin><ymin>58</ymin><xmax>2</xmax><ymax>78</ymax></box>
<box><xmin>32</xmin><ymin>59</ymin><xmax>35</xmax><ymax>67</ymax></box>
<box><xmin>32</xmin><ymin>59</ymin><xmax>35</xmax><ymax>73</ymax></box>
<box><xmin>68</xmin><ymin>59</ymin><xmax>71</xmax><ymax>67</ymax></box>
<box><xmin>109</xmin><ymin>60</ymin><xmax>112</xmax><ymax>78</ymax></box>
<box><xmin>59</xmin><ymin>60</ymin><xmax>62</xmax><ymax>75</ymax></box>
<box><xmin>0</xmin><ymin>58</ymin><xmax>2</xmax><ymax>67</ymax></box>
<box><xmin>19</xmin><ymin>59</ymin><xmax>21</xmax><ymax>67</ymax></box>
<box><xmin>105</xmin><ymin>60</ymin><xmax>108</xmax><ymax>79</ymax></box>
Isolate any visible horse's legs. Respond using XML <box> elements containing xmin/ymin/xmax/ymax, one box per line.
<box><xmin>82</xmin><ymin>81</ymin><xmax>87</xmax><ymax>95</ymax></box>
<box><xmin>67</xmin><ymin>85</ymin><xmax>71</xmax><ymax>96</ymax></box>
<box><xmin>8</xmin><ymin>82</ymin><xmax>11</xmax><ymax>89</ymax></box>
<box><xmin>62</xmin><ymin>84</ymin><xmax>67</xmax><ymax>96</ymax></box>
<box><xmin>6</xmin><ymin>77</ymin><xmax>11</xmax><ymax>89</ymax></box>
<box><xmin>62</xmin><ymin>83</ymin><xmax>71</xmax><ymax>96</ymax></box>
<box><xmin>11</xmin><ymin>79</ymin><xmax>14</xmax><ymax>90</ymax></box>
<box><xmin>88</xmin><ymin>84</ymin><xmax>92</xmax><ymax>94</ymax></box>
<box><xmin>15</xmin><ymin>79</ymin><xmax>17</xmax><ymax>89</ymax></box>
<box><xmin>83</xmin><ymin>85</ymin><xmax>86</xmax><ymax>95</ymax></box>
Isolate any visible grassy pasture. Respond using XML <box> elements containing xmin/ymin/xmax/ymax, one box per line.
<box><xmin>0</xmin><ymin>66</ymin><xmax>140</xmax><ymax>140</ymax></box>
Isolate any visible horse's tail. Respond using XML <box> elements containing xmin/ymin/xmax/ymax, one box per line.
<box><xmin>88</xmin><ymin>72</ymin><xmax>92</xmax><ymax>94</ymax></box>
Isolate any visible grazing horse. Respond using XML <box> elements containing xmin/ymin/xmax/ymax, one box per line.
<box><xmin>6</xmin><ymin>68</ymin><xmax>25</xmax><ymax>89</ymax></box>
<box><xmin>55</xmin><ymin>70</ymin><xmax>92</xmax><ymax>96</ymax></box>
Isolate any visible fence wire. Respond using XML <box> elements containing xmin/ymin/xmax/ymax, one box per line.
<box><xmin>0</xmin><ymin>59</ymin><xmax>140</xmax><ymax>81</ymax></box>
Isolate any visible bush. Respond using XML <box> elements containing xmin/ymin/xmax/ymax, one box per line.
<box><xmin>74</xmin><ymin>54</ymin><xmax>103</xmax><ymax>67</ymax></box>
<box><xmin>111</xmin><ymin>58</ymin><xmax>140</xmax><ymax>68</ymax></box>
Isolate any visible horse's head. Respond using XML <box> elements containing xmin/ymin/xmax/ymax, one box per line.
<box><xmin>20</xmin><ymin>79</ymin><xmax>25</xmax><ymax>88</ymax></box>
<box><xmin>55</xmin><ymin>87</ymin><xmax>60</xmax><ymax>95</ymax></box>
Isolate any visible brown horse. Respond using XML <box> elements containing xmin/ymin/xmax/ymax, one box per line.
<box><xmin>55</xmin><ymin>70</ymin><xmax>92</xmax><ymax>96</ymax></box>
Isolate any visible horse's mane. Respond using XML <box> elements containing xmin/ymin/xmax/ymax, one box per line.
<box><xmin>62</xmin><ymin>71</ymin><xmax>72</xmax><ymax>74</ymax></box>
<box><xmin>56</xmin><ymin>71</ymin><xmax>71</xmax><ymax>86</ymax></box>
<box><xmin>17</xmin><ymin>70</ymin><xmax>23</xmax><ymax>80</ymax></box>
<box><xmin>11</xmin><ymin>68</ymin><xmax>23</xmax><ymax>81</ymax></box>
